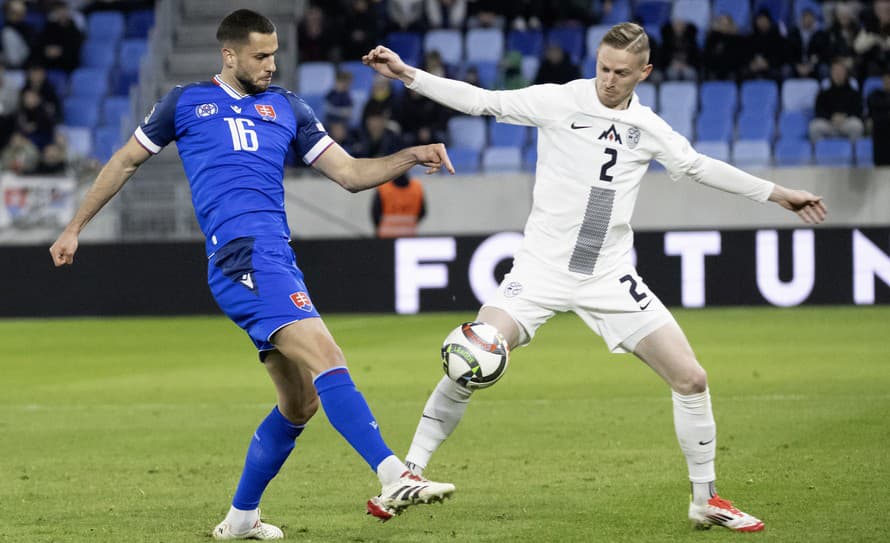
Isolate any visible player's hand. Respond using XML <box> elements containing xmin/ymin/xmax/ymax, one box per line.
<box><xmin>415</xmin><ymin>143</ymin><xmax>455</xmax><ymax>175</ymax></box>
<box><xmin>771</xmin><ymin>187</ymin><xmax>827</xmax><ymax>224</ymax></box>
<box><xmin>362</xmin><ymin>45</ymin><xmax>414</xmax><ymax>83</ymax></box>
<box><xmin>50</xmin><ymin>230</ymin><xmax>79</xmax><ymax>267</ymax></box>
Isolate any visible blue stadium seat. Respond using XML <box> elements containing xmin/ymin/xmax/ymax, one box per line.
<box><xmin>814</xmin><ymin>138</ymin><xmax>853</xmax><ymax>166</ymax></box>
<box><xmin>659</xmin><ymin>109</ymin><xmax>694</xmax><ymax>140</ymax></box>
<box><xmin>601</xmin><ymin>0</ymin><xmax>632</xmax><ymax>25</ymax></box>
<box><xmin>781</xmin><ymin>78</ymin><xmax>820</xmax><ymax>113</ymax></box>
<box><xmin>643</xmin><ymin>23</ymin><xmax>662</xmax><ymax>44</ymax></box>
<box><xmin>125</xmin><ymin>9</ymin><xmax>155</xmax><ymax>39</ymax></box>
<box><xmin>672</xmin><ymin>0</ymin><xmax>711</xmax><ymax>33</ymax></box>
<box><xmin>23</xmin><ymin>9</ymin><xmax>47</xmax><ymax>34</ymax></box>
<box><xmin>659</xmin><ymin>81</ymin><xmax>697</xmax><ymax>116</ymax></box>
<box><xmin>448</xmin><ymin>116</ymin><xmax>487</xmax><ymax>150</ymax></box>
<box><xmin>80</xmin><ymin>40</ymin><xmax>117</xmax><ymax>69</ymax></box>
<box><xmin>732</xmin><ymin>140</ymin><xmax>771</xmax><ymax>168</ymax></box>
<box><xmin>523</xmin><ymin>145</ymin><xmax>537</xmax><ymax>172</ymax></box>
<box><xmin>46</xmin><ymin>69</ymin><xmax>69</xmax><ymax>98</ymax></box>
<box><xmin>582</xmin><ymin>57</ymin><xmax>597</xmax><ymax>79</ymax></box>
<box><xmin>694</xmin><ymin>141</ymin><xmax>731</xmax><ymax>162</ymax></box>
<box><xmin>521</xmin><ymin>56</ymin><xmax>539</xmax><ymax>82</ymax></box>
<box><xmin>855</xmin><ymin>138</ymin><xmax>873</xmax><ymax>166</ymax></box>
<box><xmin>754</xmin><ymin>0</ymin><xmax>792</xmax><ymax>27</ymax></box>
<box><xmin>386</xmin><ymin>32</ymin><xmax>423</xmax><ymax>67</ymax></box>
<box><xmin>297</xmin><ymin>62</ymin><xmax>336</xmax><ymax>95</ymax></box>
<box><xmin>63</xmin><ymin>96</ymin><xmax>101</xmax><ymax>127</ymax></box>
<box><xmin>69</xmin><ymin>67</ymin><xmax>110</xmax><ymax>98</ymax></box>
<box><xmin>736</xmin><ymin>110</ymin><xmax>776</xmax><ymax>141</ymax></box>
<box><xmin>87</xmin><ymin>11</ymin><xmax>125</xmax><ymax>43</ymax></box>
<box><xmin>300</xmin><ymin>93</ymin><xmax>325</xmax><ymax>120</ymax></box>
<box><xmin>102</xmin><ymin>96</ymin><xmax>130</xmax><ymax>125</ymax></box>
<box><xmin>794</xmin><ymin>0</ymin><xmax>822</xmax><ymax>22</ymax></box>
<box><xmin>466</xmin><ymin>28</ymin><xmax>504</xmax><ymax>62</ymax></box>
<box><xmin>713</xmin><ymin>0</ymin><xmax>751</xmax><ymax>29</ymax></box>
<box><xmin>774</xmin><ymin>138</ymin><xmax>812</xmax><ymax>166</ymax></box>
<box><xmin>424</xmin><ymin>29</ymin><xmax>463</xmax><ymax>66</ymax></box>
<box><xmin>699</xmin><ymin>81</ymin><xmax>738</xmax><ymax>117</ymax></box>
<box><xmin>448</xmin><ymin>147</ymin><xmax>480</xmax><ymax>174</ymax></box>
<box><xmin>93</xmin><ymin>125</ymin><xmax>121</xmax><ymax>162</ymax></box>
<box><xmin>118</xmin><ymin>39</ymin><xmax>149</xmax><ymax>76</ymax></box>
<box><xmin>506</xmin><ymin>29</ymin><xmax>543</xmax><ymax>57</ymax></box>
<box><xmin>482</xmin><ymin>146</ymin><xmax>523</xmax><ymax>173</ymax></box>
<box><xmin>696</xmin><ymin>112</ymin><xmax>733</xmax><ymax>142</ymax></box>
<box><xmin>464</xmin><ymin>61</ymin><xmax>498</xmax><ymax>88</ymax></box>
<box><xmin>489</xmin><ymin>120</ymin><xmax>527</xmax><ymax>147</ymax></box>
<box><xmin>585</xmin><ymin>25</ymin><xmax>610</xmax><ymax>59</ymax></box>
<box><xmin>740</xmin><ymin>80</ymin><xmax>778</xmax><ymax>115</ymax></box>
<box><xmin>863</xmin><ymin>76</ymin><xmax>884</xmax><ymax>109</ymax></box>
<box><xmin>58</xmin><ymin>126</ymin><xmax>93</xmax><ymax>160</ymax></box>
<box><xmin>546</xmin><ymin>26</ymin><xmax>585</xmax><ymax>63</ymax></box>
<box><xmin>778</xmin><ymin>111</ymin><xmax>810</xmax><ymax>140</ymax></box>
<box><xmin>349</xmin><ymin>89</ymin><xmax>368</xmax><ymax>128</ymax></box>
<box><xmin>112</xmin><ymin>70</ymin><xmax>139</xmax><ymax>96</ymax></box>
<box><xmin>635</xmin><ymin>1</ymin><xmax>673</xmax><ymax>26</ymax></box>
<box><xmin>338</xmin><ymin>60</ymin><xmax>374</xmax><ymax>92</ymax></box>
<box><xmin>635</xmin><ymin>81</ymin><xmax>656</xmax><ymax>109</ymax></box>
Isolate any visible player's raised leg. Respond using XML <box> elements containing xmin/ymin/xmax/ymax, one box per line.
<box><xmin>633</xmin><ymin>321</ymin><xmax>764</xmax><ymax>532</ymax></box>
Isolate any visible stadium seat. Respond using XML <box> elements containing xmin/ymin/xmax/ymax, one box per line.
<box><xmin>732</xmin><ymin>140</ymin><xmax>771</xmax><ymax>168</ymax></box>
<box><xmin>814</xmin><ymin>138</ymin><xmax>853</xmax><ymax>166</ymax></box>
<box><xmin>736</xmin><ymin>110</ymin><xmax>776</xmax><ymax>141</ymax></box>
<box><xmin>300</xmin><ymin>93</ymin><xmax>325</xmax><ymax>120</ymax></box>
<box><xmin>659</xmin><ymin>109</ymin><xmax>694</xmax><ymax>140</ymax></box>
<box><xmin>696</xmin><ymin>112</ymin><xmax>733</xmax><ymax>142</ymax></box>
<box><xmin>93</xmin><ymin>125</ymin><xmax>121</xmax><ymax>162</ymax></box>
<box><xmin>297</xmin><ymin>62</ymin><xmax>336</xmax><ymax>96</ymax></box>
<box><xmin>659</xmin><ymin>81</ymin><xmax>697</xmax><ymax>117</ymax></box>
<box><xmin>125</xmin><ymin>9</ymin><xmax>155</xmax><ymax>39</ymax></box>
<box><xmin>118</xmin><ymin>39</ymin><xmax>149</xmax><ymax>76</ymax></box>
<box><xmin>46</xmin><ymin>69</ymin><xmax>69</xmax><ymax>98</ymax></box>
<box><xmin>386</xmin><ymin>32</ymin><xmax>423</xmax><ymax>67</ymax></box>
<box><xmin>585</xmin><ymin>25</ymin><xmax>610</xmax><ymax>59</ymax></box>
<box><xmin>781</xmin><ymin>78</ymin><xmax>820</xmax><ymax>113</ymax></box>
<box><xmin>778</xmin><ymin>111</ymin><xmax>810</xmax><ymax>141</ymax></box>
<box><xmin>643</xmin><ymin>23</ymin><xmax>662</xmax><ymax>44</ymax></box>
<box><xmin>855</xmin><ymin>138</ymin><xmax>873</xmax><ymax>166</ymax></box>
<box><xmin>699</xmin><ymin>81</ymin><xmax>737</xmax><ymax>117</ymax></box>
<box><xmin>582</xmin><ymin>57</ymin><xmax>597</xmax><ymax>79</ymax></box>
<box><xmin>635</xmin><ymin>1</ymin><xmax>673</xmax><ymax>27</ymax></box>
<box><xmin>112</xmin><ymin>70</ymin><xmax>139</xmax><ymax>97</ymax></box>
<box><xmin>774</xmin><ymin>138</ymin><xmax>812</xmax><ymax>166</ymax></box>
<box><xmin>349</xmin><ymin>89</ymin><xmax>368</xmax><ymax>128</ymax></box>
<box><xmin>58</xmin><ymin>125</ymin><xmax>93</xmax><ymax>160</ymax></box>
<box><xmin>523</xmin><ymin>145</ymin><xmax>537</xmax><ymax>172</ymax></box>
<box><xmin>713</xmin><ymin>0</ymin><xmax>751</xmax><ymax>29</ymax></box>
<box><xmin>424</xmin><ymin>29</ymin><xmax>463</xmax><ymax>66</ymax></box>
<box><xmin>521</xmin><ymin>56</ymin><xmax>539</xmax><ymax>82</ymax></box>
<box><xmin>482</xmin><ymin>146</ymin><xmax>523</xmax><ymax>173</ymax></box>
<box><xmin>464</xmin><ymin>61</ymin><xmax>498</xmax><ymax>89</ymax></box>
<box><xmin>448</xmin><ymin>116</ymin><xmax>487</xmax><ymax>150</ymax></box>
<box><xmin>63</xmin><ymin>96</ymin><xmax>101</xmax><ymax>128</ymax></box>
<box><xmin>795</xmin><ymin>0</ymin><xmax>822</xmax><ymax>22</ymax></box>
<box><xmin>740</xmin><ymin>79</ymin><xmax>778</xmax><ymax>115</ymax></box>
<box><xmin>102</xmin><ymin>96</ymin><xmax>130</xmax><ymax>125</ymax></box>
<box><xmin>448</xmin><ymin>147</ymin><xmax>480</xmax><ymax>174</ymax></box>
<box><xmin>68</xmin><ymin>67</ymin><xmax>110</xmax><ymax>98</ymax></box>
<box><xmin>635</xmin><ymin>81</ymin><xmax>656</xmax><ymax>109</ymax></box>
<box><xmin>672</xmin><ymin>0</ymin><xmax>710</xmax><ymax>33</ymax></box>
<box><xmin>546</xmin><ymin>26</ymin><xmax>585</xmax><ymax>63</ymax></box>
<box><xmin>23</xmin><ymin>9</ymin><xmax>47</xmax><ymax>34</ymax></box>
<box><xmin>466</xmin><ymin>28</ymin><xmax>504</xmax><ymax>63</ymax></box>
<box><xmin>338</xmin><ymin>60</ymin><xmax>374</xmax><ymax>92</ymax></box>
<box><xmin>489</xmin><ymin>120</ymin><xmax>527</xmax><ymax>147</ymax></box>
<box><xmin>863</xmin><ymin>76</ymin><xmax>884</xmax><ymax>109</ymax></box>
<box><xmin>80</xmin><ymin>40</ymin><xmax>117</xmax><ymax>69</ymax></box>
<box><xmin>87</xmin><ymin>11</ymin><xmax>125</xmax><ymax>43</ymax></box>
<box><xmin>506</xmin><ymin>29</ymin><xmax>543</xmax><ymax>57</ymax></box>
<box><xmin>694</xmin><ymin>141</ymin><xmax>731</xmax><ymax>162</ymax></box>
<box><xmin>601</xmin><ymin>0</ymin><xmax>632</xmax><ymax>25</ymax></box>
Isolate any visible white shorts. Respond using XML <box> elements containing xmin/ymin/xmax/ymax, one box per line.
<box><xmin>484</xmin><ymin>255</ymin><xmax>675</xmax><ymax>354</ymax></box>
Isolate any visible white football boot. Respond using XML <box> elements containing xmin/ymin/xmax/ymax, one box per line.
<box><xmin>688</xmin><ymin>495</ymin><xmax>765</xmax><ymax>532</ymax></box>
<box><xmin>366</xmin><ymin>471</ymin><xmax>455</xmax><ymax>521</ymax></box>
<box><xmin>212</xmin><ymin>511</ymin><xmax>284</xmax><ymax>540</ymax></box>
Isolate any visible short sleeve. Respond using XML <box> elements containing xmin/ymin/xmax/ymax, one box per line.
<box><xmin>286</xmin><ymin>93</ymin><xmax>333</xmax><ymax>164</ymax></box>
<box><xmin>134</xmin><ymin>85</ymin><xmax>185</xmax><ymax>154</ymax></box>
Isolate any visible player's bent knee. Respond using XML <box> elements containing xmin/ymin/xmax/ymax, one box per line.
<box><xmin>281</xmin><ymin>393</ymin><xmax>319</xmax><ymax>425</ymax></box>
<box><xmin>675</xmin><ymin>364</ymin><xmax>708</xmax><ymax>395</ymax></box>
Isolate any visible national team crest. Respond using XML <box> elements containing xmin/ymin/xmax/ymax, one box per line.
<box><xmin>290</xmin><ymin>291</ymin><xmax>313</xmax><ymax>312</ymax></box>
<box><xmin>598</xmin><ymin>124</ymin><xmax>623</xmax><ymax>145</ymax></box>
<box><xmin>627</xmin><ymin>126</ymin><xmax>641</xmax><ymax>149</ymax></box>
<box><xmin>195</xmin><ymin>103</ymin><xmax>218</xmax><ymax>118</ymax></box>
<box><xmin>255</xmin><ymin>104</ymin><xmax>277</xmax><ymax>120</ymax></box>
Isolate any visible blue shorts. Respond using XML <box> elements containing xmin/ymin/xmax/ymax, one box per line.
<box><xmin>208</xmin><ymin>236</ymin><xmax>320</xmax><ymax>355</ymax></box>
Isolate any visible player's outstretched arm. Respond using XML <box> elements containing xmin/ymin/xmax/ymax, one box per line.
<box><xmin>767</xmin><ymin>185</ymin><xmax>828</xmax><ymax>225</ymax></box>
<box><xmin>50</xmin><ymin>136</ymin><xmax>152</xmax><ymax>267</ymax></box>
<box><xmin>362</xmin><ymin>45</ymin><xmax>418</xmax><ymax>86</ymax></box>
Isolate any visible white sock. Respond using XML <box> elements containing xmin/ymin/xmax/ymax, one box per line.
<box><xmin>672</xmin><ymin>388</ymin><xmax>717</xmax><ymax>504</ymax></box>
<box><xmin>405</xmin><ymin>376</ymin><xmax>473</xmax><ymax>474</ymax></box>
<box><xmin>224</xmin><ymin>505</ymin><xmax>258</xmax><ymax>534</ymax></box>
<box><xmin>376</xmin><ymin>454</ymin><xmax>408</xmax><ymax>486</ymax></box>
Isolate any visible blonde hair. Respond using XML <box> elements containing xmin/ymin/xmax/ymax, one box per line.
<box><xmin>600</xmin><ymin>22</ymin><xmax>650</xmax><ymax>63</ymax></box>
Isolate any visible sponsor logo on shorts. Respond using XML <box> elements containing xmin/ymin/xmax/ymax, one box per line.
<box><xmin>504</xmin><ymin>281</ymin><xmax>523</xmax><ymax>298</ymax></box>
<box><xmin>290</xmin><ymin>291</ymin><xmax>314</xmax><ymax>312</ymax></box>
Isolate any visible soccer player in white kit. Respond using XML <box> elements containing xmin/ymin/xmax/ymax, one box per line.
<box><xmin>364</xmin><ymin>23</ymin><xmax>827</xmax><ymax>532</ymax></box>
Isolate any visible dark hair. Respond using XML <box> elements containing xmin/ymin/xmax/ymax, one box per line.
<box><xmin>216</xmin><ymin>9</ymin><xmax>276</xmax><ymax>46</ymax></box>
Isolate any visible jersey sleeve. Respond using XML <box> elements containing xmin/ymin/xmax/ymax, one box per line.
<box><xmin>648</xmin><ymin>114</ymin><xmax>702</xmax><ymax>182</ymax></box>
<box><xmin>134</xmin><ymin>86</ymin><xmax>185</xmax><ymax>154</ymax></box>
<box><xmin>286</xmin><ymin>93</ymin><xmax>334</xmax><ymax>164</ymax></box>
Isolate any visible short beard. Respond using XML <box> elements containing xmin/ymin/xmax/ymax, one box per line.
<box><xmin>235</xmin><ymin>72</ymin><xmax>269</xmax><ymax>95</ymax></box>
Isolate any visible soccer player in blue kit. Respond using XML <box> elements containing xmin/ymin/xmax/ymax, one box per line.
<box><xmin>49</xmin><ymin>9</ymin><xmax>455</xmax><ymax>540</ymax></box>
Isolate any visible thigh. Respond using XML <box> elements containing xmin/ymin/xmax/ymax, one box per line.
<box><xmin>632</xmin><ymin>319</ymin><xmax>706</xmax><ymax>393</ymax></box>
<box><xmin>270</xmin><ymin>317</ymin><xmax>347</xmax><ymax>377</ymax></box>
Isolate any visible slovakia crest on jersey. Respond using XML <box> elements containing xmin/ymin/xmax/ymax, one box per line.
<box><xmin>255</xmin><ymin>104</ymin><xmax>277</xmax><ymax>120</ymax></box>
<box><xmin>195</xmin><ymin>103</ymin><xmax>218</xmax><ymax>118</ymax></box>
<box><xmin>627</xmin><ymin>126</ymin><xmax>641</xmax><ymax>149</ymax></box>
<box><xmin>290</xmin><ymin>291</ymin><xmax>313</xmax><ymax>312</ymax></box>
<box><xmin>598</xmin><ymin>124</ymin><xmax>623</xmax><ymax>145</ymax></box>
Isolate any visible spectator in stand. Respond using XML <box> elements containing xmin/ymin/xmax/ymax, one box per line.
<box><xmin>824</xmin><ymin>3</ymin><xmax>860</xmax><ymax>72</ymax></box>
<box><xmin>867</xmin><ymin>69</ymin><xmax>890</xmax><ymax>165</ymax></box>
<box><xmin>396</xmin><ymin>88</ymin><xmax>450</xmax><ymax>146</ymax></box>
<box><xmin>325</xmin><ymin>118</ymin><xmax>360</xmax><ymax>155</ymax></box>
<box><xmin>854</xmin><ymin>0</ymin><xmax>890</xmax><ymax>78</ymax></box>
<box><xmin>743</xmin><ymin>9</ymin><xmax>789</xmax><ymax>81</ymax></box>
<box><xmin>354</xmin><ymin>111</ymin><xmax>402</xmax><ymax>158</ymax></box>
<box><xmin>361</xmin><ymin>74</ymin><xmax>399</xmax><ymax>126</ymax></box>
<box><xmin>371</xmin><ymin>172</ymin><xmax>426</xmax><ymax>238</ymax></box>
<box><xmin>22</xmin><ymin>64</ymin><xmax>61</xmax><ymax>121</ymax></box>
<box><xmin>0</xmin><ymin>65</ymin><xmax>20</xmax><ymax>149</ymax></box>
<box><xmin>324</xmin><ymin>70</ymin><xmax>354</xmax><ymax>125</ymax></box>
<box><xmin>462</xmin><ymin>65</ymin><xmax>482</xmax><ymax>87</ymax></box>
<box><xmin>659</xmin><ymin>17</ymin><xmax>701</xmax><ymax>81</ymax></box>
<box><xmin>2</xmin><ymin>0</ymin><xmax>38</xmax><ymax>69</ymax></box>
<box><xmin>40</xmin><ymin>1</ymin><xmax>85</xmax><ymax>74</ymax></box>
<box><xmin>703</xmin><ymin>13</ymin><xmax>747</xmax><ymax>80</ymax></box>
<box><xmin>425</xmin><ymin>0</ymin><xmax>467</xmax><ymax>30</ymax></box>
<box><xmin>387</xmin><ymin>0</ymin><xmax>426</xmax><ymax>32</ymax></box>
<box><xmin>1</xmin><ymin>132</ymin><xmax>40</xmax><ymax>174</ymax></box>
<box><xmin>338</xmin><ymin>0</ymin><xmax>384</xmax><ymax>62</ymax></box>
<box><xmin>17</xmin><ymin>88</ymin><xmax>57</xmax><ymax>149</ymax></box>
<box><xmin>35</xmin><ymin>140</ymin><xmax>68</xmax><ymax>174</ymax></box>
<box><xmin>80</xmin><ymin>0</ymin><xmax>154</xmax><ymax>15</ymax></box>
<box><xmin>298</xmin><ymin>5</ymin><xmax>334</xmax><ymax>62</ymax></box>
<box><xmin>534</xmin><ymin>42</ymin><xmax>580</xmax><ymax>85</ymax></box>
<box><xmin>423</xmin><ymin>49</ymin><xmax>450</xmax><ymax>78</ymax></box>
<box><xmin>498</xmin><ymin>50</ymin><xmax>529</xmax><ymax>90</ymax></box>
<box><xmin>809</xmin><ymin>58</ymin><xmax>864</xmax><ymax>141</ymax></box>
<box><xmin>788</xmin><ymin>7</ymin><xmax>829</xmax><ymax>79</ymax></box>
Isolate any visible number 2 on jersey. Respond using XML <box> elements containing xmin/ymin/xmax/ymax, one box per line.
<box><xmin>223</xmin><ymin>117</ymin><xmax>259</xmax><ymax>151</ymax></box>
<box><xmin>599</xmin><ymin>148</ymin><xmax>618</xmax><ymax>182</ymax></box>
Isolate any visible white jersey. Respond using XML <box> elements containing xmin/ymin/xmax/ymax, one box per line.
<box><xmin>408</xmin><ymin>71</ymin><xmax>774</xmax><ymax>279</ymax></box>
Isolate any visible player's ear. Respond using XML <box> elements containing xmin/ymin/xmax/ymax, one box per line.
<box><xmin>221</xmin><ymin>46</ymin><xmax>236</xmax><ymax>68</ymax></box>
<box><xmin>639</xmin><ymin>62</ymin><xmax>653</xmax><ymax>82</ymax></box>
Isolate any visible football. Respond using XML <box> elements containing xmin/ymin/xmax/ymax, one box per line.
<box><xmin>441</xmin><ymin>322</ymin><xmax>509</xmax><ymax>389</ymax></box>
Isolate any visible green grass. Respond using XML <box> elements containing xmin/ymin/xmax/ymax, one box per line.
<box><xmin>2</xmin><ymin>307</ymin><xmax>888</xmax><ymax>542</ymax></box>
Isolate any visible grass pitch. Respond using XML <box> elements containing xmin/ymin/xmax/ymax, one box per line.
<box><xmin>2</xmin><ymin>307</ymin><xmax>888</xmax><ymax>542</ymax></box>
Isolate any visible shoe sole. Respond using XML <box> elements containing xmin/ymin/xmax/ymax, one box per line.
<box><xmin>691</xmin><ymin>519</ymin><xmax>765</xmax><ymax>532</ymax></box>
<box><xmin>367</xmin><ymin>491</ymin><xmax>454</xmax><ymax>522</ymax></box>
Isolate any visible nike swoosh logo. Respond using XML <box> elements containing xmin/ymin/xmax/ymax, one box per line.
<box><xmin>422</xmin><ymin>414</ymin><xmax>444</xmax><ymax>423</ymax></box>
<box><xmin>571</xmin><ymin>122</ymin><xmax>593</xmax><ymax>129</ymax></box>
<box><xmin>639</xmin><ymin>300</ymin><xmax>652</xmax><ymax>310</ymax></box>
<box><xmin>699</xmin><ymin>437</ymin><xmax>715</xmax><ymax>446</ymax></box>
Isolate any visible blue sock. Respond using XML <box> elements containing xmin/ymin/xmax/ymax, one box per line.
<box><xmin>232</xmin><ymin>406</ymin><xmax>304</xmax><ymax>510</ymax></box>
<box><xmin>314</xmin><ymin>366</ymin><xmax>394</xmax><ymax>471</ymax></box>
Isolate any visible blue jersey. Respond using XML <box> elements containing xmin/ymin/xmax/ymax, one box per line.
<box><xmin>135</xmin><ymin>75</ymin><xmax>333</xmax><ymax>255</ymax></box>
